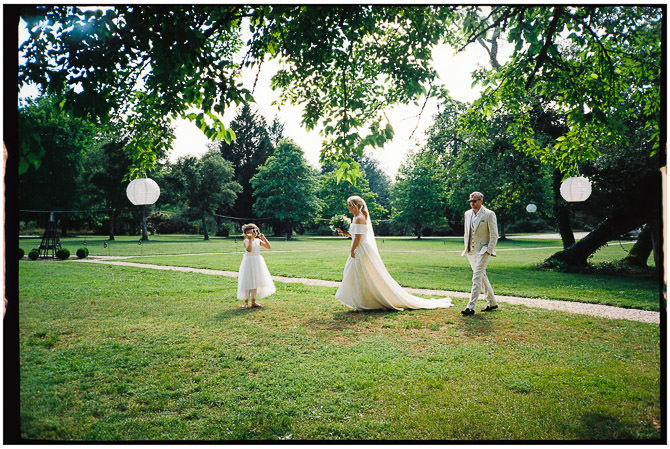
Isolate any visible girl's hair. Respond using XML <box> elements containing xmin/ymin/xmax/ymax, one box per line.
<box><xmin>347</xmin><ymin>195</ymin><xmax>368</xmax><ymax>219</ymax></box>
<box><xmin>242</xmin><ymin>223</ymin><xmax>259</xmax><ymax>237</ymax></box>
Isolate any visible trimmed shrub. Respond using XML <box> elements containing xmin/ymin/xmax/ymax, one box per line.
<box><xmin>19</xmin><ymin>248</ymin><xmax>25</xmax><ymax>259</ymax></box>
<box><xmin>76</xmin><ymin>247</ymin><xmax>89</xmax><ymax>259</ymax></box>
<box><xmin>28</xmin><ymin>249</ymin><xmax>39</xmax><ymax>260</ymax></box>
<box><xmin>56</xmin><ymin>248</ymin><xmax>70</xmax><ymax>260</ymax></box>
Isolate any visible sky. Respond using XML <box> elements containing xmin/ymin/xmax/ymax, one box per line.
<box><xmin>18</xmin><ymin>6</ymin><xmax>513</xmax><ymax>178</ymax></box>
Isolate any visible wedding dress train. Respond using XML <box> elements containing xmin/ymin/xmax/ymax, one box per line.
<box><xmin>335</xmin><ymin>221</ymin><xmax>452</xmax><ymax>311</ymax></box>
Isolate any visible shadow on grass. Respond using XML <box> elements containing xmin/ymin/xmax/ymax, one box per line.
<box><xmin>300</xmin><ymin>309</ymin><xmax>399</xmax><ymax>331</ymax></box>
<box><xmin>457</xmin><ymin>311</ymin><xmax>496</xmax><ymax>337</ymax></box>
<box><xmin>332</xmin><ymin>309</ymin><xmax>398</xmax><ymax>319</ymax></box>
<box><xmin>576</xmin><ymin>412</ymin><xmax>640</xmax><ymax>440</ymax></box>
<box><xmin>214</xmin><ymin>306</ymin><xmax>264</xmax><ymax>320</ymax></box>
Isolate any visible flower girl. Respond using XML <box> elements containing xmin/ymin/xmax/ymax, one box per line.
<box><xmin>237</xmin><ymin>223</ymin><xmax>275</xmax><ymax>308</ymax></box>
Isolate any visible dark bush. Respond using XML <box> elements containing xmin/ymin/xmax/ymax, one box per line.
<box><xmin>215</xmin><ymin>224</ymin><xmax>230</xmax><ymax>237</ymax></box>
<box><xmin>506</xmin><ymin>218</ymin><xmax>553</xmax><ymax>234</ymax></box>
<box><xmin>423</xmin><ymin>224</ymin><xmax>454</xmax><ymax>236</ymax></box>
<box><xmin>374</xmin><ymin>221</ymin><xmax>406</xmax><ymax>236</ymax></box>
<box><xmin>56</xmin><ymin>248</ymin><xmax>70</xmax><ymax>260</ymax></box>
<box><xmin>76</xmin><ymin>247</ymin><xmax>89</xmax><ymax>259</ymax></box>
<box><xmin>147</xmin><ymin>211</ymin><xmax>180</xmax><ymax>234</ymax></box>
<box><xmin>314</xmin><ymin>224</ymin><xmax>334</xmax><ymax>236</ymax></box>
<box><xmin>28</xmin><ymin>249</ymin><xmax>39</xmax><ymax>260</ymax></box>
<box><xmin>19</xmin><ymin>248</ymin><xmax>25</xmax><ymax>259</ymax></box>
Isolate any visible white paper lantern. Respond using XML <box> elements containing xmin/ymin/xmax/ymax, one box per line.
<box><xmin>560</xmin><ymin>176</ymin><xmax>592</xmax><ymax>202</ymax></box>
<box><xmin>526</xmin><ymin>203</ymin><xmax>537</xmax><ymax>213</ymax></box>
<box><xmin>126</xmin><ymin>178</ymin><xmax>161</xmax><ymax>205</ymax></box>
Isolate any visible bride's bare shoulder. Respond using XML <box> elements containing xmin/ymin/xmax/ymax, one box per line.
<box><xmin>353</xmin><ymin>214</ymin><xmax>367</xmax><ymax>225</ymax></box>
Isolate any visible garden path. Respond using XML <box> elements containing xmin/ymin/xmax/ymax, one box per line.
<box><xmin>75</xmin><ymin>258</ymin><xmax>660</xmax><ymax>324</ymax></box>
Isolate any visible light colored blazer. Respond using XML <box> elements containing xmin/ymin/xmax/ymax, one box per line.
<box><xmin>462</xmin><ymin>206</ymin><xmax>499</xmax><ymax>257</ymax></box>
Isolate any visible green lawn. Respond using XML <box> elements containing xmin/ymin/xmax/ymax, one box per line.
<box><xmin>22</xmin><ymin>234</ymin><xmax>659</xmax><ymax>310</ymax></box>
<box><xmin>19</xmin><ymin>261</ymin><xmax>660</xmax><ymax>440</ymax></box>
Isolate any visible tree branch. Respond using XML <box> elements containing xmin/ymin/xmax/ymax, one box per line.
<box><xmin>409</xmin><ymin>84</ymin><xmax>433</xmax><ymax>139</ymax></box>
<box><xmin>525</xmin><ymin>6</ymin><xmax>565</xmax><ymax>91</ymax></box>
<box><xmin>477</xmin><ymin>27</ymin><xmax>501</xmax><ymax>70</ymax></box>
<box><xmin>564</xmin><ymin>11</ymin><xmax>616</xmax><ymax>93</ymax></box>
<box><xmin>457</xmin><ymin>6</ymin><xmax>520</xmax><ymax>53</ymax></box>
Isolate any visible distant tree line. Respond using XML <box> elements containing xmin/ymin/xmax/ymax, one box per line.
<box><xmin>15</xmin><ymin>99</ymin><xmax>588</xmax><ymax>242</ymax></box>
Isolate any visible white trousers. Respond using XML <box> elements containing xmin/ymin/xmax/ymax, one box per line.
<box><xmin>466</xmin><ymin>252</ymin><xmax>497</xmax><ymax>310</ymax></box>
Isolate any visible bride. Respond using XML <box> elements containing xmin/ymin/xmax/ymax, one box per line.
<box><xmin>334</xmin><ymin>195</ymin><xmax>452</xmax><ymax>311</ymax></box>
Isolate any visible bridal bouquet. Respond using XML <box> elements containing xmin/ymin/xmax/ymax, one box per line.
<box><xmin>329</xmin><ymin>214</ymin><xmax>351</xmax><ymax>235</ymax></box>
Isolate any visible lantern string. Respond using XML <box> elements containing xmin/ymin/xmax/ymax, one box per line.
<box><xmin>213</xmin><ymin>213</ymin><xmax>467</xmax><ymax>225</ymax></box>
<box><xmin>213</xmin><ymin>213</ymin><xmax>277</xmax><ymax>221</ymax></box>
<box><xmin>19</xmin><ymin>209</ymin><xmax>113</xmax><ymax>213</ymax></box>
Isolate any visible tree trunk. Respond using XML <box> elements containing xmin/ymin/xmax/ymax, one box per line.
<box><xmin>286</xmin><ymin>221</ymin><xmax>293</xmax><ymax>240</ymax></box>
<box><xmin>648</xmin><ymin>220</ymin><xmax>663</xmax><ymax>274</ymax></box>
<box><xmin>108</xmin><ymin>209</ymin><xmax>116</xmax><ymax>241</ymax></box>
<box><xmin>544</xmin><ymin>208</ymin><xmax>650</xmax><ymax>267</ymax></box>
<box><xmin>202</xmin><ymin>216</ymin><xmax>209</xmax><ymax>240</ymax></box>
<box><xmin>415</xmin><ymin>223</ymin><xmax>422</xmax><ymax>239</ymax></box>
<box><xmin>141</xmin><ymin>205</ymin><xmax>148</xmax><ymax>241</ymax></box>
<box><xmin>553</xmin><ymin>169</ymin><xmax>575</xmax><ymax>248</ymax></box>
<box><xmin>623</xmin><ymin>224</ymin><xmax>652</xmax><ymax>267</ymax></box>
<box><xmin>499</xmin><ymin>215</ymin><xmax>506</xmax><ymax>240</ymax></box>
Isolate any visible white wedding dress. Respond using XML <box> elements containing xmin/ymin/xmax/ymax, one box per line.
<box><xmin>335</xmin><ymin>218</ymin><xmax>452</xmax><ymax>311</ymax></box>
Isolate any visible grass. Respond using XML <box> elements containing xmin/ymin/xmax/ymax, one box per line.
<box><xmin>18</xmin><ymin>261</ymin><xmax>661</xmax><ymax>441</ymax></box>
<box><xmin>21</xmin><ymin>234</ymin><xmax>659</xmax><ymax>311</ymax></box>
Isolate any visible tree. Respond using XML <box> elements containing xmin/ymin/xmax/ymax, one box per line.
<box><xmin>18</xmin><ymin>95</ymin><xmax>97</xmax><ymax>236</ymax></box>
<box><xmin>173</xmin><ymin>150</ymin><xmax>241</xmax><ymax>240</ymax></box>
<box><xmin>542</xmin><ymin>112</ymin><xmax>662</xmax><ymax>269</ymax></box>
<box><xmin>18</xmin><ymin>6</ymin><xmax>243</xmax><ymax>177</ymax></box>
<box><xmin>15</xmin><ymin>6</ymin><xmax>661</xmax><ymax>190</ymax></box>
<box><xmin>455</xmin><ymin>6</ymin><xmax>662</xmax><ymax>171</ymax></box>
<box><xmin>250</xmin><ymin>139</ymin><xmax>321</xmax><ymax>239</ymax></box>
<box><xmin>17</xmin><ymin>5</ymin><xmax>455</xmax><ymax>182</ymax></box>
<box><xmin>468</xmin><ymin>28</ymin><xmax>576</xmax><ymax>248</ymax></box>
<box><xmin>268</xmin><ymin>116</ymin><xmax>286</xmax><ymax>148</ymax></box>
<box><xmin>86</xmin><ymin>139</ymin><xmax>134</xmax><ymax>240</ymax></box>
<box><xmin>391</xmin><ymin>150</ymin><xmax>448</xmax><ymax>239</ymax></box>
<box><xmin>318</xmin><ymin>170</ymin><xmax>386</xmax><ymax>222</ymax></box>
<box><xmin>452</xmin><ymin>7</ymin><xmax>662</xmax><ymax>266</ymax></box>
<box><xmin>623</xmin><ymin>225</ymin><xmax>654</xmax><ymax>268</ymax></box>
<box><xmin>217</xmin><ymin>103</ymin><xmax>274</xmax><ymax>219</ymax></box>
<box><xmin>425</xmin><ymin>101</ymin><xmax>554</xmax><ymax>239</ymax></box>
<box><xmin>358</xmin><ymin>154</ymin><xmax>393</xmax><ymax>216</ymax></box>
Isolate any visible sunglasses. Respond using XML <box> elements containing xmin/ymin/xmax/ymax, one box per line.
<box><xmin>468</xmin><ymin>198</ymin><xmax>481</xmax><ymax>203</ymax></box>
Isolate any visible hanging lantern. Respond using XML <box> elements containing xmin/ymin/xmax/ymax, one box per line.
<box><xmin>560</xmin><ymin>176</ymin><xmax>592</xmax><ymax>202</ymax></box>
<box><xmin>126</xmin><ymin>178</ymin><xmax>160</xmax><ymax>205</ymax></box>
<box><xmin>526</xmin><ymin>203</ymin><xmax>537</xmax><ymax>213</ymax></box>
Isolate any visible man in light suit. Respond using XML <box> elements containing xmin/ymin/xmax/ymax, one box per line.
<box><xmin>461</xmin><ymin>191</ymin><xmax>499</xmax><ymax>316</ymax></box>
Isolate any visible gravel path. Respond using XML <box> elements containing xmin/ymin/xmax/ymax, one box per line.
<box><xmin>76</xmin><ymin>259</ymin><xmax>660</xmax><ymax>324</ymax></box>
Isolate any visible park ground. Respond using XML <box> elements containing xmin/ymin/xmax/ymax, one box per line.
<box><xmin>17</xmin><ymin>234</ymin><xmax>662</xmax><ymax>441</ymax></box>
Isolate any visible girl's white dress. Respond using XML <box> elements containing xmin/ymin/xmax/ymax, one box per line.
<box><xmin>335</xmin><ymin>222</ymin><xmax>452</xmax><ymax>311</ymax></box>
<box><xmin>237</xmin><ymin>239</ymin><xmax>275</xmax><ymax>300</ymax></box>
